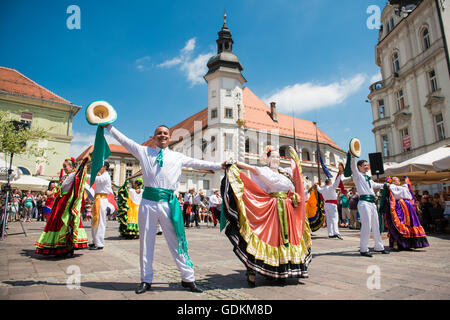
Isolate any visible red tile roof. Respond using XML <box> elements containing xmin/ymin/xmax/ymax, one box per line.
<box><xmin>142</xmin><ymin>86</ymin><xmax>342</xmax><ymax>151</ymax></box>
<box><xmin>76</xmin><ymin>144</ymin><xmax>132</xmax><ymax>162</ymax></box>
<box><xmin>242</xmin><ymin>87</ymin><xmax>341</xmax><ymax>150</ymax></box>
<box><xmin>0</xmin><ymin>66</ymin><xmax>72</xmax><ymax>105</ymax></box>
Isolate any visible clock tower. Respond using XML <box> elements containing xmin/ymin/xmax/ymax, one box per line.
<box><xmin>204</xmin><ymin>13</ymin><xmax>247</xmax><ymax>163</ymax></box>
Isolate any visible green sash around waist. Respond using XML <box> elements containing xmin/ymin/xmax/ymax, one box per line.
<box><xmin>360</xmin><ymin>194</ymin><xmax>376</xmax><ymax>204</ymax></box>
<box><xmin>142</xmin><ymin>186</ymin><xmax>193</xmax><ymax>267</ymax></box>
<box><xmin>270</xmin><ymin>192</ymin><xmax>290</xmax><ymax>248</ymax></box>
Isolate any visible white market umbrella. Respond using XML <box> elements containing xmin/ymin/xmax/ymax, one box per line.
<box><xmin>384</xmin><ymin>145</ymin><xmax>450</xmax><ymax>175</ymax></box>
<box><xmin>6</xmin><ymin>175</ymin><xmax>49</xmax><ymax>191</ymax></box>
<box><xmin>433</xmin><ymin>154</ymin><xmax>450</xmax><ymax>172</ymax></box>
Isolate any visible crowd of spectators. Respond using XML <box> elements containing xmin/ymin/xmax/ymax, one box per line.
<box><xmin>0</xmin><ymin>188</ymin><xmax>47</xmax><ymax>223</ymax></box>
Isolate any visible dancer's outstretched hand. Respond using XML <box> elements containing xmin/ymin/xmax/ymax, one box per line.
<box><xmin>221</xmin><ymin>161</ymin><xmax>227</xmax><ymax>170</ymax></box>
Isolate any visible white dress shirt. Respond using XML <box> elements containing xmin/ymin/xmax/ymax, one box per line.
<box><xmin>250</xmin><ymin>166</ymin><xmax>294</xmax><ymax>194</ymax></box>
<box><xmin>194</xmin><ymin>195</ymin><xmax>206</xmax><ymax>208</ymax></box>
<box><xmin>389</xmin><ymin>184</ymin><xmax>412</xmax><ymax>200</ymax></box>
<box><xmin>61</xmin><ymin>173</ymin><xmax>76</xmax><ymax>193</ymax></box>
<box><xmin>351</xmin><ymin>157</ymin><xmax>383</xmax><ymax>196</ymax></box>
<box><xmin>209</xmin><ymin>194</ymin><xmax>222</xmax><ymax>207</ymax></box>
<box><xmin>107</xmin><ymin>125</ymin><xmax>222</xmax><ymax>191</ymax></box>
<box><xmin>184</xmin><ymin>193</ymin><xmax>193</xmax><ymax>204</ymax></box>
<box><xmin>317</xmin><ymin>175</ymin><xmax>342</xmax><ymax>201</ymax></box>
<box><xmin>94</xmin><ymin>171</ymin><xmax>113</xmax><ymax>194</ymax></box>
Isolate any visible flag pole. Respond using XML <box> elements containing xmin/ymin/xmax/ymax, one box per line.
<box><xmin>292</xmin><ymin>107</ymin><xmax>298</xmax><ymax>153</ymax></box>
<box><xmin>313</xmin><ymin>121</ymin><xmax>321</xmax><ymax>185</ymax></box>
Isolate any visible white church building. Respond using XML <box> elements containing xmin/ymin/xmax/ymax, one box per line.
<box><xmin>142</xmin><ymin>17</ymin><xmax>347</xmax><ymax>195</ymax></box>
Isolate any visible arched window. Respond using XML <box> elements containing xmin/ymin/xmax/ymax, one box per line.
<box><xmin>392</xmin><ymin>51</ymin><xmax>400</xmax><ymax>73</ymax></box>
<box><xmin>329</xmin><ymin>153</ymin><xmax>336</xmax><ymax>166</ymax></box>
<box><xmin>302</xmin><ymin>149</ymin><xmax>311</xmax><ymax>162</ymax></box>
<box><xmin>422</xmin><ymin>27</ymin><xmax>431</xmax><ymax>50</ymax></box>
<box><xmin>279</xmin><ymin>145</ymin><xmax>290</xmax><ymax>157</ymax></box>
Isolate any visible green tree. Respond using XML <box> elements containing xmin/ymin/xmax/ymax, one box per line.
<box><xmin>0</xmin><ymin>111</ymin><xmax>55</xmax><ymax>168</ymax></box>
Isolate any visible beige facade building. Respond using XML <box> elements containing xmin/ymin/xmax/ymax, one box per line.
<box><xmin>0</xmin><ymin>67</ymin><xmax>81</xmax><ymax>180</ymax></box>
<box><xmin>368</xmin><ymin>0</ymin><xmax>450</xmax><ymax>164</ymax></box>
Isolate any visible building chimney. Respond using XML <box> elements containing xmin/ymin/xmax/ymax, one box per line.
<box><xmin>270</xmin><ymin>102</ymin><xmax>278</xmax><ymax>122</ymax></box>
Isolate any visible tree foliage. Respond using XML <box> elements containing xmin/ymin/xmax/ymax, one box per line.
<box><xmin>0</xmin><ymin>111</ymin><xmax>55</xmax><ymax>164</ymax></box>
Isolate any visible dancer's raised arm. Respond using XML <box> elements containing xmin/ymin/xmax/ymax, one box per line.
<box><xmin>103</xmin><ymin>124</ymin><xmax>146</xmax><ymax>162</ymax></box>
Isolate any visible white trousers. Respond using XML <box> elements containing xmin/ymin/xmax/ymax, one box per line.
<box><xmin>92</xmin><ymin>198</ymin><xmax>108</xmax><ymax>247</ymax></box>
<box><xmin>324</xmin><ymin>203</ymin><xmax>340</xmax><ymax>236</ymax></box>
<box><xmin>139</xmin><ymin>198</ymin><xmax>195</xmax><ymax>283</ymax></box>
<box><xmin>358</xmin><ymin>201</ymin><xmax>384</xmax><ymax>253</ymax></box>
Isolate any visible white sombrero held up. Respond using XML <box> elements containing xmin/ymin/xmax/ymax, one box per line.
<box><xmin>349</xmin><ymin>138</ymin><xmax>361</xmax><ymax>158</ymax></box>
<box><xmin>86</xmin><ymin>101</ymin><xmax>117</xmax><ymax>126</ymax></box>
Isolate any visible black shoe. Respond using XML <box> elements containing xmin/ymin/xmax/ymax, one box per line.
<box><xmin>88</xmin><ymin>243</ymin><xmax>95</xmax><ymax>248</ymax></box>
<box><xmin>328</xmin><ymin>235</ymin><xmax>336</xmax><ymax>238</ymax></box>
<box><xmin>156</xmin><ymin>231</ymin><xmax>162</xmax><ymax>235</ymax></box>
<box><xmin>335</xmin><ymin>234</ymin><xmax>343</xmax><ymax>240</ymax></box>
<box><xmin>89</xmin><ymin>246</ymin><xmax>103</xmax><ymax>250</ymax></box>
<box><xmin>360</xmin><ymin>252</ymin><xmax>373</xmax><ymax>257</ymax></box>
<box><xmin>374</xmin><ymin>249</ymin><xmax>390</xmax><ymax>254</ymax></box>
<box><xmin>181</xmin><ymin>281</ymin><xmax>202</xmax><ymax>293</ymax></box>
<box><xmin>135</xmin><ymin>282</ymin><xmax>151</xmax><ymax>294</ymax></box>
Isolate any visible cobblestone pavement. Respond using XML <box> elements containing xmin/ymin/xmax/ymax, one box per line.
<box><xmin>1</xmin><ymin>220</ymin><xmax>450</xmax><ymax>300</ymax></box>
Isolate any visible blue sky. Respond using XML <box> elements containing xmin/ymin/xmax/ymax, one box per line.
<box><xmin>0</xmin><ymin>0</ymin><xmax>387</xmax><ymax>160</ymax></box>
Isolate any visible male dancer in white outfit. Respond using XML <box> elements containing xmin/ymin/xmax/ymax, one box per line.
<box><xmin>90</xmin><ymin>162</ymin><xmax>112</xmax><ymax>250</ymax></box>
<box><xmin>317</xmin><ymin>166</ymin><xmax>344</xmax><ymax>240</ymax></box>
<box><xmin>209</xmin><ymin>189</ymin><xmax>222</xmax><ymax>227</ymax></box>
<box><xmin>350</xmin><ymin>157</ymin><xmax>390</xmax><ymax>257</ymax></box>
<box><xmin>104</xmin><ymin>123</ymin><xmax>225</xmax><ymax>294</ymax></box>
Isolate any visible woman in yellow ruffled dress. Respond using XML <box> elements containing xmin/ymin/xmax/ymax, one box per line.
<box><xmin>118</xmin><ymin>179</ymin><xmax>143</xmax><ymax>239</ymax></box>
<box><xmin>220</xmin><ymin>146</ymin><xmax>311</xmax><ymax>287</ymax></box>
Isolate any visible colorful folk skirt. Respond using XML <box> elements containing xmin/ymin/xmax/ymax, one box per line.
<box><xmin>306</xmin><ymin>188</ymin><xmax>325</xmax><ymax>232</ymax></box>
<box><xmin>385</xmin><ymin>192</ymin><xmax>429</xmax><ymax>249</ymax></box>
<box><xmin>221</xmin><ymin>165</ymin><xmax>312</xmax><ymax>279</ymax></box>
<box><xmin>35</xmin><ymin>192</ymin><xmax>88</xmax><ymax>255</ymax></box>
<box><xmin>117</xmin><ymin>182</ymin><xmax>140</xmax><ymax>239</ymax></box>
<box><xmin>35</xmin><ymin>160</ymin><xmax>89</xmax><ymax>255</ymax></box>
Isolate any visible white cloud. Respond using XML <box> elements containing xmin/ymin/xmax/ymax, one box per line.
<box><xmin>158</xmin><ymin>57</ymin><xmax>183</xmax><ymax>68</ymax></box>
<box><xmin>70</xmin><ymin>131</ymin><xmax>119</xmax><ymax>158</ymax></box>
<box><xmin>135</xmin><ymin>56</ymin><xmax>152</xmax><ymax>71</ymax></box>
<box><xmin>370</xmin><ymin>72</ymin><xmax>382</xmax><ymax>83</ymax></box>
<box><xmin>158</xmin><ymin>37</ymin><xmax>214</xmax><ymax>86</ymax></box>
<box><xmin>263</xmin><ymin>74</ymin><xmax>367</xmax><ymax>114</ymax></box>
<box><xmin>181</xmin><ymin>38</ymin><xmax>196</xmax><ymax>54</ymax></box>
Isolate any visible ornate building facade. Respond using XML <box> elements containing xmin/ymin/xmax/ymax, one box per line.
<box><xmin>368</xmin><ymin>0</ymin><xmax>450</xmax><ymax>164</ymax></box>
